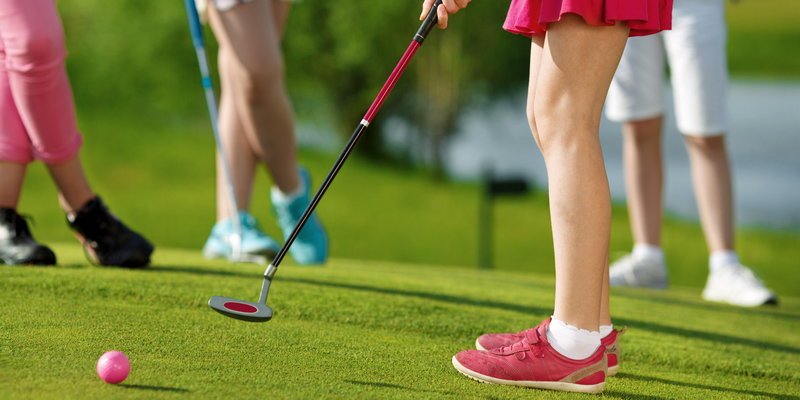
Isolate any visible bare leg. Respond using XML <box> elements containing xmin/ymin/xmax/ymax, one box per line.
<box><xmin>622</xmin><ymin>117</ymin><xmax>664</xmax><ymax>246</ymax></box>
<box><xmin>684</xmin><ymin>134</ymin><xmax>734</xmax><ymax>252</ymax></box>
<box><xmin>207</xmin><ymin>0</ymin><xmax>300</xmax><ymax>221</ymax></box>
<box><xmin>0</xmin><ymin>162</ymin><xmax>26</xmax><ymax>209</ymax></box>
<box><xmin>215</xmin><ymin>46</ymin><xmax>260</xmax><ymax>220</ymax></box>
<box><xmin>46</xmin><ymin>155</ymin><xmax>95</xmax><ymax>214</ymax></box>
<box><xmin>531</xmin><ymin>14</ymin><xmax>629</xmax><ymax>331</ymax></box>
<box><xmin>600</xmin><ymin>253</ymin><xmax>611</xmax><ymax>327</ymax></box>
<box><xmin>271</xmin><ymin>0</ymin><xmax>291</xmax><ymax>34</ymax></box>
<box><xmin>524</xmin><ymin>34</ymin><xmax>617</xmax><ymax>327</ymax></box>
<box><xmin>525</xmin><ymin>35</ymin><xmax>545</xmax><ymax>147</ymax></box>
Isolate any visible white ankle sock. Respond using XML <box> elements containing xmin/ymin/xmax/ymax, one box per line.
<box><xmin>710</xmin><ymin>250</ymin><xmax>739</xmax><ymax>273</ymax></box>
<box><xmin>632</xmin><ymin>243</ymin><xmax>664</xmax><ymax>263</ymax></box>
<box><xmin>271</xmin><ymin>183</ymin><xmax>305</xmax><ymax>204</ymax></box>
<box><xmin>546</xmin><ymin>317</ymin><xmax>601</xmax><ymax>360</ymax></box>
<box><xmin>599</xmin><ymin>324</ymin><xmax>614</xmax><ymax>338</ymax></box>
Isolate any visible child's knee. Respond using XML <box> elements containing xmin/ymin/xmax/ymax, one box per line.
<box><xmin>234</xmin><ymin>57</ymin><xmax>284</xmax><ymax>103</ymax></box>
<box><xmin>526</xmin><ymin>101</ymin><xmax>541</xmax><ymax>147</ymax></box>
<box><xmin>684</xmin><ymin>134</ymin><xmax>725</xmax><ymax>152</ymax></box>
<box><xmin>531</xmin><ymin>98</ymin><xmax>560</xmax><ymax>153</ymax></box>
<box><xmin>532</xmin><ymin>97</ymin><xmax>598</xmax><ymax>158</ymax></box>
<box><xmin>9</xmin><ymin>29</ymin><xmax>65</xmax><ymax>72</ymax></box>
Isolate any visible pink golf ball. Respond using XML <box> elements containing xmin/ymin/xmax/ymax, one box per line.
<box><xmin>96</xmin><ymin>351</ymin><xmax>130</xmax><ymax>384</ymax></box>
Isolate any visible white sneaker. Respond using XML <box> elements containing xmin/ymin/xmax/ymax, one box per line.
<box><xmin>702</xmin><ymin>264</ymin><xmax>777</xmax><ymax>307</ymax></box>
<box><xmin>609</xmin><ymin>253</ymin><xmax>668</xmax><ymax>289</ymax></box>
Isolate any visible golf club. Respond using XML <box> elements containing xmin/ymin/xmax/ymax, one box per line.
<box><xmin>207</xmin><ymin>0</ymin><xmax>445</xmax><ymax>322</ymax></box>
<box><xmin>183</xmin><ymin>0</ymin><xmax>268</xmax><ymax>265</ymax></box>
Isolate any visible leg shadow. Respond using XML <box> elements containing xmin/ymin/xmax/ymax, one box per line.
<box><xmin>615</xmin><ymin>372</ymin><xmax>798</xmax><ymax>399</ymax></box>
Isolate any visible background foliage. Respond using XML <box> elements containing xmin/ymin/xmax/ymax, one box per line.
<box><xmin>21</xmin><ymin>0</ymin><xmax>796</xmax><ymax>295</ymax></box>
<box><xmin>57</xmin><ymin>0</ymin><xmax>799</xmax><ymax>157</ymax></box>
<box><xmin>6</xmin><ymin>6</ymin><xmax>797</xmax><ymax>397</ymax></box>
<box><xmin>4</xmin><ymin>247</ymin><xmax>800</xmax><ymax>398</ymax></box>
<box><xmin>58</xmin><ymin>0</ymin><xmax>530</xmax><ymax>157</ymax></box>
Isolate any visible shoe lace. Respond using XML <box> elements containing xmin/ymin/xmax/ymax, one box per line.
<box><xmin>240</xmin><ymin>212</ymin><xmax>256</xmax><ymax>229</ymax></box>
<box><xmin>275</xmin><ymin>204</ymin><xmax>297</xmax><ymax>226</ymax></box>
<box><xmin>612</xmin><ymin>254</ymin><xmax>636</xmax><ymax>271</ymax></box>
<box><xmin>13</xmin><ymin>213</ymin><xmax>35</xmax><ymax>238</ymax></box>
<box><xmin>495</xmin><ymin>328</ymin><xmax>544</xmax><ymax>358</ymax></box>
<box><xmin>506</xmin><ymin>339</ymin><xmax>529</xmax><ymax>352</ymax></box>
<box><xmin>723</xmin><ymin>264</ymin><xmax>765</xmax><ymax>290</ymax></box>
<box><xmin>74</xmin><ymin>204</ymin><xmax>122</xmax><ymax>247</ymax></box>
<box><xmin>274</xmin><ymin>201</ymin><xmax>303</xmax><ymax>234</ymax></box>
<box><xmin>615</xmin><ymin>253</ymin><xmax>664</xmax><ymax>284</ymax></box>
<box><xmin>238</xmin><ymin>213</ymin><xmax>270</xmax><ymax>240</ymax></box>
<box><xmin>613</xmin><ymin>254</ymin><xmax>640</xmax><ymax>283</ymax></box>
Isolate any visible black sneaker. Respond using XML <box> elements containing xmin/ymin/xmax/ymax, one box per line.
<box><xmin>0</xmin><ymin>208</ymin><xmax>56</xmax><ymax>266</ymax></box>
<box><xmin>67</xmin><ymin>197</ymin><xmax>154</xmax><ymax>268</ymax></box>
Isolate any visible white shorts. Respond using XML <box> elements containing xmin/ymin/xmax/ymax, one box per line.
<box><xmin>605</xmin><ymin>0</ymin><xmax>729</xmax><ymax>136</ymax></box>
<box><xmin>196</xmin><ymin>0</ymin><xmax>296</xmax><ymax>16</ymax></box>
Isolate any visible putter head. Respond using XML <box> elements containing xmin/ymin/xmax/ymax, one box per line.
<box><xmin>208</xmin><ymin>296</ymin><xmax>273</xmax><ymax>322</ymax></box>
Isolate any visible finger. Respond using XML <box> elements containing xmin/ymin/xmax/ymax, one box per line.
<box><xmin>442</xmin><ymin>0</ymin><xmax>459</xmax><ymax>14</ymax></box>
<box><xmin>437</xmin><ymin>3</ymin><xmax>448</xmax><ymax>29</ymax></box>
<box><xmin>420</xmin><ymin>0</ymin><xmax>435</xmax><ymax>20</ymax></box>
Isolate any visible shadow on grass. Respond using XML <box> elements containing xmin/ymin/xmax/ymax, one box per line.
<box><xmin>143</xmin><ymin>265</ymin><xmax>800</xmax><ymax>355</ymax></box>
<box><xmin>602</xmin><ymin>391</ymin><xmax>667</xmax><ymax>399</ymax></box>
<box><xmin>613</xmin><ymin>290</ymin><xmax>799</xmax><ymax>322</ymax></box>
<box><xmin>611</xmin><ymin>316</ymin><xmax>800</xmax><ymax>355</ymax></box>
<box><xmin>280</xmin><ymin>276</ymin><xmax>554</xmax><ymax>318</ymax></box>
<box><xmin>344</xmin><ymin>380</ymin><xmax>465</xmax><ymax>398</ymax></box>
<box><xmin>146</xmin><ymin>265</ymin><xmax>250</xmax><ymax>277</ymax></box>
<box><xmin>119</xmin><ymin>384</ymin><xmax>188</xmax><ymax>392</ymax></box>
<box><xmin>615</xmin><ymin>373</ymin><xmax>798</xmax><ymax>399</ymax></box>
<box><xmin>54</xmin><ymin>263</ymin><xmax>89</xmax><ymax>269</ymax></box>
<box><xmin>282</xmin><ymin>276</ymin><xmax>800</xmax><ymax>356</ymax></box>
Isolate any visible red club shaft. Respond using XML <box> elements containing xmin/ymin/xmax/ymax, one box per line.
<box><xmin>364</xmin><ymin>41</ymin><xmax>421</xmax><ymax>124</ymax></box>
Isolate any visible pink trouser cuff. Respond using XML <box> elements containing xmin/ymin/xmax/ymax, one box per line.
<box><xmin>0</xmin><ymin>131</ymin><xmax>83</xmax><ymax>165</ymax></box>
<box><xmin>0</xmin><ymin>145</ymin><xmax>33</xmax><ymax>164</ymax></box>
<box><xmin>32</xmin><ymin>132</ymin><xmax>83</xmax><ymax>164</ymax></box>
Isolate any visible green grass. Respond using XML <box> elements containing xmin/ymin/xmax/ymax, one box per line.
<box><xmin>15</xmin><ymin>110</ymin><xmax>800</xmax><ymax>299</ymax></box>
<box><xmin>5</xmin><ymin>4</ymin><xmax>798</xmax><ymax>397</ymax></box>
<box><xmin>727</xmin><ymin>0</ymin><xmax>800</xmax><ymax>79</ymax></box>
<box><xmin>7</xmin><ymin>109</ymin><xmax>800</xmax><ymax>398</ymax></box>
<box><xmin>2</xmin><ymin>245</ymin><xmax>799</xmax><ymax>399</ymax></box>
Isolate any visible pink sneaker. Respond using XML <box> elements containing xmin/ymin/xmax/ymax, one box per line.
<box><xmin>476</xmin><ymin>320</ymin><xmax>626</xmax><ymax>376</ymax></box>
<box><xmin>603</xmin><ymin>326</ymin><xmax>626</xmax><ymax>376</ymax></box>
<box><xmin>454</xmin><ymin>319</ymin><xmax>607</xmax><ymax>393</ymax></box>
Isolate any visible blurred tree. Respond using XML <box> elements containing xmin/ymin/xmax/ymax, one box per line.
<box><xmin>414</xmin><ymin>31</ymin><xmax>465</xmax><ymax>179</ymax></box>
<box><xmin>55</xmin><ymin>0</ymin><xmax>800</xmax><ymax>165</ymax></box>
<box><xmin>283</xmin><ymin>0</ymin><xmax>530</xmax><ymax>163</ymax></box>
<box><xmin>59</xmin><ymin>0</ymin><xmax>207</xmax><ymax>117</ymax></box>
<box><xmin>283</xmin><ymin>0</ymin><xmax>420</xmax><ymax>158</ymax></box>
<box><xmin>57</xmin><ymin>0</ymin><xmax>530</xmax><ymax>164</ymax></box>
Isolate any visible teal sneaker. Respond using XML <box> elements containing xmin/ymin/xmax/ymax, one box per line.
<box><xmin>271</xmin><ymin>167</ymin><xmax>329</xmax><ymax>265</ymax></box>
<box><xmin>203</xmin><ymin>211</ymin><xmax>280</xmax><ymax>261</ymax></box>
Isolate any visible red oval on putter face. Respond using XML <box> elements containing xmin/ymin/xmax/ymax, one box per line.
<box><xmin>223</xmin><ymin>302</ymin><xmax>258</xmax><ymax>313</ymax></box>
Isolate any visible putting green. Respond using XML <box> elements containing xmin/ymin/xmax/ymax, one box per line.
<box><xmin>2</xmin><ymin>244</ymin><xmax>799</xmax><ymax>399</ymax></box>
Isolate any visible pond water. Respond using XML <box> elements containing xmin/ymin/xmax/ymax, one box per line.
<box><xmin>443</xmin><ymin>80</ymin><xmax>800</xmax><ymax>230</ymax></box>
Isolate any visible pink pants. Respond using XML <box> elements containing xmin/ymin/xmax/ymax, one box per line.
<box><xmin>0</xmin><ymin>0</ymin><xmax>83</xmax><ymax>165</ymax></box>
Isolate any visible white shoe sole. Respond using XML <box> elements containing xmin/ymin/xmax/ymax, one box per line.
<box><xmin>452</xmin><ymin>356</ymin><xmax>606</xmax><ymax>393</ymax></box>
<box><xmin>702</xmin><ymin>291</ymin><xmax>776</xmax><ymax>307</ymax></box>
<box><xmin>203</xmin><ymin>248</ymin><xmax>276</xmax><ymax>263</ymax></box>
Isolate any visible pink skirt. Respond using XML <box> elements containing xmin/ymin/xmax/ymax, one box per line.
<box><xmin>503</xmin><ymin>0</ymin><xmax>673</xmax><ymax>37</ymax></box>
